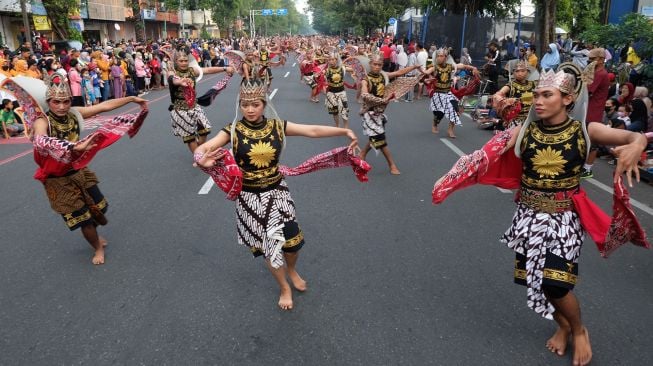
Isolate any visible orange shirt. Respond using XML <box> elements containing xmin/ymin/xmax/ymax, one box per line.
<box><xmin>95</xmin><ymin>58</ymin><xmax>110</xmax><ymax>80</ymax></box>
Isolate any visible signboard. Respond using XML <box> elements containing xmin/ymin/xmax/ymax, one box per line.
<box><xmin>276</xmin><ymin>9</ymin><xmax>287</xmax><ymax>15</ymax></box>
<box><xmin>388</xmin><ymin>17</ymin><xmax>396</xmax><ymax>25</ymax></box>
<box><xmin>141</xmin><ymin>9</ymin><xmax>157</xmax><ymax>20</ymax></box>
<box><xmin>33</xmin><ymin>15</ymin><xmax>51</xmax><ymax>31</ymax></box>
<box><xmin>262</xmin><ymin>9</ymin><xmax>273</xmax><ymax>16</ymax></box>
<box><xmin>70</xmin><ymin>19</ymin><xmax>84</xmax><ymax>32</ymax></box>
<box><xmin>642</xmin><ymin>6</ymin><xmax>653</xmax><ymax>18</ymax></box>
<box><xmin>30</xmin><ymin>0</ymin><xmax>47</xmax><ymax>16</ymax></box>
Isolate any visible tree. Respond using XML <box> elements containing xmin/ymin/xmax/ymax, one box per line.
<box><xmin>556</xmin><ymin>0</ymin><xmax>601</xmax><ymax>38</ymax></box>
<box><xmin>580</xmin><ymin>13</ymin><xmax>653</xmax><ymax>60</ymax></box>
<box><xmin>42</xmin><ymin>0</ymin><xmax>83</xmax><ymax>41</ymax></box>
<box><xmin>533</xmin><ymin>0</ymin><xmax>556</xmax><ymax>59</ymax></box>
<box><xmin>426</xmin><ymin>0</ymin><xmax>521</xmax><ymax>17</ymax></box>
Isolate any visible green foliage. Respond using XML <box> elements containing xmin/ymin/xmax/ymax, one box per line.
<box><xmin>556</xmin><ymin>0</ymin><xmax>601</xmax><ymax>37</ymax></box>
<box><xmin>42</xmin><ymin>0</ymin><xmax>80</xmax><ymax>40</ymax></box>
<box><xmin>580</xmin><ymin>13</ymin><xmax>653</xmax><ymax>59</ymax></box>
<box><xmin>420</xmin><ymin>0</ymin><xmax>520</xmax><ymax>17</ymax></box>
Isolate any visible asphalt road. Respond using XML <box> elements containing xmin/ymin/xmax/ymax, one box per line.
<box><xmin>1</xmin><ymin>61</ymin><xmax>652</xmax><ymax>365</ymax></box>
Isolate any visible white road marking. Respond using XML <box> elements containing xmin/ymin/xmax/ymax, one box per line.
<box><xmin>440</xmin><ymin>138</ymin><xmax>512</xmax><ymax>194</ymax></box>
<box><xmin>198</xmin><ymin>177</ymin><xmax>214</xmax><ymax>195</ymax></box>
<box><xmin>284</xmin><ymin>71</ymin><xmax>290</xmax><ymax>78</ymax></box>
<box><xmin>292</xmin><ymin>63</ymin><xmax>296</xmax><ymax>67</ymax></box>
<box><xmin>586</xmin><ymin>178</ymin><xmax>653</xmax><ymax>216</ymax></box>
<box><xmin>269</xmin><ymin>88</ymin><xmax>278</xmax><ymax>100</ymax></box>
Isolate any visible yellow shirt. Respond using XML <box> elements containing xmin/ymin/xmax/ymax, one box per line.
<box><xmin>527</xmin><ymin>54</ymin><xmax>538</xmax><ymax>68</ymax></box>
<box><xmin>95</xmin><ymin>58</ymin><xmax>110</xmax><ymax>80</ymax></box>
<box><xmin>627</xmin><ymin>47</ymin><xmax>641</xmax><ymax>66</ymax></box>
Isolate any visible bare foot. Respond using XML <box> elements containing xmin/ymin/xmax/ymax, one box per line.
<box><xmin>92</xmin><ymin>247</ymin><xmax>105</xmax><ymax>265</ymax></box>
<box><xmin>546</xmin><ymin>326</ymin><xmax>570</xmax><ymax>356</ymax></box>
<box><xmin>432</xmin><ymin>125</ymin><xmax>439</xmax><ymax>134</ymax></box>
<box><xmin>448</xmin><ymin>125</ymin><xmax>456</xmax><ymax>139</ymax></box>
<box><xmin>572</xmin><ymin>327</ymin><xmax>592</xmax><ymax>366</ymax></box>
<box><xmin>390</xmin><ymin>166</ymin><xmax>401</xmax><ymax>175</ymax></box>
<box><xmin>99</xmin><ymin>236</ymin><xmax>108</xmax><ymax>247</ymax></box>
<box><xmin>288</xmin><ymin>270</ymin><xmax>307</xmax><ymax>292</ymax></box>
<box><xmin>278</xmin><ymin>285</ymin><xmax>293</xmax><ymax>310</ymax></box>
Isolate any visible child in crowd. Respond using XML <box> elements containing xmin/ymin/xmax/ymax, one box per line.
<box><xmin>1</xmin><ymin>98</ymin><xmax>24</xmax><ymax>138</ymax></box>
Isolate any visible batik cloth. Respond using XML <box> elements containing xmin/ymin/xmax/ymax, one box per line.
<box><xmin>361</xmin><ymin>111</ymin><xmax>388</xmax><ymax>149</ymax></box>
<box><xmin>430</xmin><ymin>91</ymin><xmax>461</xmax><ymax>125</ymax></box>
<box><xmin>325</xmin><ymin>90</ymin><xmax>349</xmax><ymax>120</ymax></box>
<box><xmin>43</xmin><ymin>167</ymin><xmax>108</xmax><ymax>230</ymax></box>
<box><xmin>170</xmin><ymin>105</ymin><xmax>211</xmax><ymax>143</ymax></box>
<box><xmin>235</xmin><ymin>180</ymin><xmax>304</xmax><ymax>267</ymax></box>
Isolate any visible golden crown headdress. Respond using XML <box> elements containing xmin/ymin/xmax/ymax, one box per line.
<box><xmin>44</xmin><ymin>73</ymin><xmax>72</xmax><ymax>101</ymax></box>
<box><xmin>435</xmin><ymin>47</ymin><xmax>449</xmax><ymax>56</ymax></box>
<box><xmin>536</xmin><ymin>69</ymin><xmax>576</xmax><ymax>95</ymax></box>
<box><xmin>514</xmin><ymin>60</ymin><xmax>529</xmax><ymax>71</ymax></box>
<box><xmin>369</xmin><ymin>51</ymin><xmax>383</xmax><ymax>63</ymax></box>
<box><xmin>239</xmin><ymin>79</ymin><xmax>267</xmax><ymax>102</ymax></box>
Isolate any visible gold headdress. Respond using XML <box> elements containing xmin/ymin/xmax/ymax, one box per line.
<box><xmin>435</xmin><ymin>47</ymin><xmax>449</xmax><ymax>56</ymax></box>
<box><xmin>536</xmin><ymin>69</ymin><xmax>576</xmax><ymax>95</ymax></box>
<box><xmin>514</xmin><ymin>60</ymin><xmax>529</xmax><ymax>71</ymax></box>
<box><xmin>239</xmin><ymin>79</ymin><xmax>267</xmax><ymax>102</ymax></box>
<box><xmin>44</xmin><ymin>73</ymin><xmax>72</xmax><ymax>101</ymax></box>
<box><xmin>369</xmin><ymin>51</ymin><xmax>383</xmax><ymax>63</ymax></box>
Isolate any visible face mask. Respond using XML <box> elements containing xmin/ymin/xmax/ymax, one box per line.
<box><xmin>617</xmin><ymin>111</ymin><xmax>626</xmax><ymax>117</ymax></box>
<box><xmin>604</xmin><ymin>106</ymin><xmax>613</xmax><ymax>113</ymax></box>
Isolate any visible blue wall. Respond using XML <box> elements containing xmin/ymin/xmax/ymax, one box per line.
<box><xmin>608</xmin><ymin>0</ymin><xmax>638</xmax><ymax>24</ymax></box>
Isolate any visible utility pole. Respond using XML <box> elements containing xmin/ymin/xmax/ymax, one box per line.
<box><xmin>19</xmin><ymin>0</ymin><xmax>32</xmax><ymax>51</ymax></box>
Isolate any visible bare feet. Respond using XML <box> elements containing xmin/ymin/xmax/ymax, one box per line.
<box><xmin>278</xmin><ymin>285</ymin><xmax>293</xmax><ymax>310</ymax></box>
<box><xmin>546</xmin><ymin>326</ymin><xmax>571</xmax><ymax>356</ymax></box>
<box><xmin>572</xmin><ymin>327</ymin><xmax>592</xmax><ymax>366</ymax></box>
<box><xmin>288</xmin><ymin>270</ymin><xmax>307</xmax><ymax>292</ymax></box>
<box><xmin>432</xmin><ymin>125</ymin><xmax>439</xmax><ymax>134</ymax></box>
<box><xmin>447</xmin><ymin>125</ymin><xmax>456</xmax><ymax>139</ymax></box>
<box><xmin>389</xmin><ymin>166</ymin><xmax>401</xmax><ymax>175</ymax></box>
<box><xmin>99</xmin><ymin>236</ymin><xmax>108</xmax><ymax>247</ymax></box>
<box><xmin>92</xmin><ymin>247</ymin><xmax>105</xmax><ymax>265</ymax></box>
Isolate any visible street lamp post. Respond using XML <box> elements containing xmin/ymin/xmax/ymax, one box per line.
<box><xmin>161</xmin><ymin>2</ymin><xmax>167</xmax><ymax>40</ymax></box>
<box><xmin>19</xmin><ymin>0</ymin><xmax>32</xmax><ymax>51</ymax></box>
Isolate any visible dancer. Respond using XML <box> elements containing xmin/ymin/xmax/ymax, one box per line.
<box><xmin>194</xmin><ymin>79</ymin><xmax>362</xmax><ymax>310</ymax></box>
<box><xmin>423</xmin><ymin>47</ymin><xmax>478</xmax><ymax>138</ymax></box>
<box><xmin>299</xmin><ymin>51</ymin><xmax>323</xmax><ymax>103</ymax></box>
<box><xmin>3</xmin><ymin>74</ymin><xmax>148</xmax><ymax>265</ymax></box>
<box><xmin>433</xmin><ymin>63</ymin><xmax>649</xmax><ymax>366</ymax></box>
<box><xmin>167</xmin><ymin>45</ymin><xmax>234</xmax><ymax>153</ymax></box>
<box><xmin>494</xmin><ymin>60</ymin><xmax>537</xmax><ymax>128</ymax></box>
<box><xmin>357</xmin><ymin>53</ymin><xmax>421</xmax><ymax>174</ymax></box>
<box><xmin>324</xmin><ymin>51</ymin><xmax>352</xmax><ymax>129</ymax></box>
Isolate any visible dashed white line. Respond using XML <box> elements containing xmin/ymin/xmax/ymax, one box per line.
<box><xmin>440</xmin><ymin>138</ymin><xmax>512</xmax><ymax>194</ymax></box>
<box><xmin>292</xmin><ymin>63</ymin><xmax>296</xmax><ymax>67</ymax></box>
<box><xmin>269</xmin><ymin>88</ymin><xmax>278</xmax><ymax>100</ymax></box>
<box><xmin>284</xmin><ymin>71</ymin><xmax>290</xmax><ymax>78</ymax></box>
<box><xmin>586</xmin><ymin>178</ymin><xmax>653</xmax><ymax>216</ymax></box>
<box><xmin>198</xmin><ymin>177</ymin><xmax>214</xmax><ymax>195</ymax></box>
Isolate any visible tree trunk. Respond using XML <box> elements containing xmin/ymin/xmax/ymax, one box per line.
<box><xmin>536</xmin><ymin>0</ymin><xmax>556</xmax><ymax>60</ymax></box>
<box><xmin>43</xmin><ymin>4</ymin><xmax>70</xmax><ymax>40</ymax></box>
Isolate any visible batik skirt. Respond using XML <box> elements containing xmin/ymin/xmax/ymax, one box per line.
<box><xmin>501</xmin><ymin>203</ymin><xmax>584</xmax><ymax>320</ymax></box>
<box><xmin>430</xmin><ymin>91</ymin><xmax>462</xmax><ymax>126</ymax></box>
<box><xmin>325</xmin><ymin>90</ymin><xmax>349</xmax><ymax>120</ymax></box>
<box><xmin>43</xmin><ymin>167</ymin><xmax>108</xmax><ymax>231</ymax></box>
<box><xmin>170</xmin><ymin>105</ymin><xmax>211</xmax><ymax>143</ymax></box>
<box><xmin>235</xmin><ymin>180</ymin><xmax>305</xmax><ymax>268</ymax></box>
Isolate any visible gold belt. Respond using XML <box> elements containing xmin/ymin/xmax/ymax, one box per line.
<box><xmin>518</xmin><ymin>188</ymin><xmax>574</xmax><ymax>214</ymax></box>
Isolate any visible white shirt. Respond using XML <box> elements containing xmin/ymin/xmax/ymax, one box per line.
<box><xmin>416</xmin><ymin>50</ymin><xmax>428</xmax><ymax>71</ymax></box>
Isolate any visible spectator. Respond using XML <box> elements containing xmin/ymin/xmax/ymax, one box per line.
<box><xmin>68</xmin><ymin>59</ymin><xmax>83</xmax><ymax>106</ymax></box>
<box><xmin>25</xmin><ymin>59</ymin><xmax>41</xmax><ymax>79</ymax></box>
<box><xmin>134</xmin><ymin>52</ymin><xmax>146</xmax><ymax>95</ymax></box>
<box><xmin>570</xmin><ymin>43</ymin><xmax>589</xmax><ymax>69</ymax></box>
<box><xmin>526</xmin><ymin>45</ymin><xmax>538</xmax><ymax>68</ymax></box>
<box><xmin>11</xmin><ymin>59</ymin><xmax>28</xmax><ymax>77</ymax></box>
<box><xmin>627</xmin><ymin>99</ymin><xmax>648</xmax><ymax>132</ymax></box>
<box><xmin>540</xmin><ymin>43</ymin><xmax>560</xmax><ymax>71</ymax></box>
<box><xmin>460</xmin><ymin>48</ymin><xmax>472</xmax><ymax>65</ymax></box>
<box><xmin>1</xmin><ymin>98</ymin><xmax>23</xmax><ymax>138</ymax></box>
<box><xmin>603</xmin><ymin>98</ymin><xmax>619</xmax><ymax>125</ymax></box>
<box><xmin>110</xmin><ymin>58</ymin><xmax>124</xmax><ymax>99</ymax></box>
<box><xmin>415</xmin><ymin>43</ymin><xmax>428</xmax><ymax>99</ymax></box>
<box><xmin>405</xmin><ymin>45</ymin><xmax>417</xmax><ymax>102</ymax></box>
<box><xmin>617</xmin><ymin>82</ymin><xmax>634</xmax><ymax>106</ymax></box>
<box><xmin>633</xmin><ymin>86</ymin><xmax>651</xmax><ymax>115</ymax></box>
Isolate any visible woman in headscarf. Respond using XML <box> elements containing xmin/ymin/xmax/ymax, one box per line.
<box><xmin>617</xmin><ymin>82</ymin><xmax>634</xmax><ymax>106</ymax></box>
<box><xmin>460</xmin><ymin>47</ymin><xmax>472</xmax><ymax>65</ymax></box>
<box><xmin>540</xmin><ymin>43</ymin><xmax>560</xmax><ymax>71</ymax></box>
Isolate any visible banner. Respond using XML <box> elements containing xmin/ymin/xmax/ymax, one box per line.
<box><xmin>33</xmin><ymin>15</ymin><xmax>51</xmax><ymax>31</ymax></box>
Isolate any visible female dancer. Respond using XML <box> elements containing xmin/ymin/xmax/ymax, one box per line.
<box><xmin>194</xmin><ymin>79</ymin><xmax>359</xmax><ymax>310</ymax></box>
<box><xmin>167</xmin><ymin>45</ymin><xmax>234</xmax><ymax>153</ymax></box>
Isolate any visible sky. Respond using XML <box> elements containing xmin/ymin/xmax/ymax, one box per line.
<box><xmin>295</xmin><ymin>0</ymin><xmax>313</xmax><ymax>23</ymax></box>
